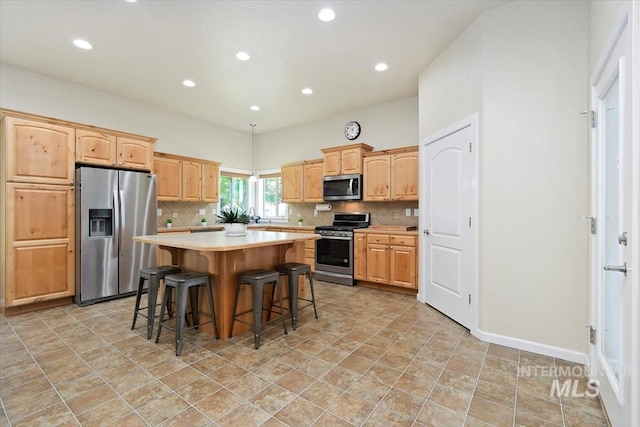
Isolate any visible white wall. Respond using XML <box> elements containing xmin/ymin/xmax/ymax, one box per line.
<box><xmin>419</xmin><ymin>0</ymin><xmax>589</xmax><ymax>355</ymax></box>
<box><xmin>257</xmin><ymin>97</ymin><xmax>419</xmax><ymax>170</ymax></box>
<box><xmin>588</xmin><ymin>1</ymin><xmax>630</xmax><ymax>72</ymax></box>
<box><xmin>0</xmin><ymin>63</ymin><xmax>250</xmax><ymax>169</ymax></box>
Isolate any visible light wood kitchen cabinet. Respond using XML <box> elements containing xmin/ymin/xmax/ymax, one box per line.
<box><xmin>154</xmin><ymin>156</ymin><xmax>181</xmax><ymax>201</ymax></box>
<box><xmin>2</xmin><ymin>116</ymin><xmax>75</xmax><ymax>185</ymax></box>
<box><xmin>366</xmin><ymin>234</ymin><xmax>391</xmax><ymax>284</ymax></box>
<box><xmin>181</xmin><ymin>161</ymin><xmax>202</xmax><ymax>202</ymax></box>
<box><xmin>389</xmin><ymin>235</ymin><xmax>417</xmax><ymax>288</ymax></box>
<box><xmin>303</xmin><ymin>159</ymin><xmax>323</xmax><ymax>202</ymax></box>
<box><xmin>354</xmin><ymin>233</ymin><xmax>367</xmax><ymax>280</ymax></box>
<box><xmin>76</xmin><ymin>130</ymin><xmax>153</xmax><ymax>171</ymax></box>
<box><xmin>4</xmin><ymin>183</ymin><xmax>75</xmax><ymax>307</ymax></box>
<box><xmin>201</xmin><ymin>162</ymin><xmax>220</xmax><ymax>203</ymax></box>
<box><xmin>390</xmin><ymin>150</ymin><xmax>419</xmax><ymax>200</ymax></box>
<box><xmin>363</xmin><ymin>146</ymin><xmax>418</xmax><ymax>201</ymax></box>
<box><xmin>355</xmin><ymin>231</ymin><xmax>418</xmax><ymax>289</ymax></box>
<box><xmin>363</xmin><ymin>154</ymin><xmax>390</xmax><ymax>201</ymax></box>
<box><xmin>1</xmin><ymin>111</ymin><xmax>77</xmax><ymax>311</ymax></box>
<box><xmin>153</xmin><ymin>152</ymin><xmax>220</xmax><ymax>202</ymax></box>
<box><xmin>321</xmin><ymin>143</ymin><xmax>373</xmax><ymax>176</ymax></box>
<box><xmin>281</xmin><ymin>163</ymin><xmax>303</xmax><ymax>203</ymax></box>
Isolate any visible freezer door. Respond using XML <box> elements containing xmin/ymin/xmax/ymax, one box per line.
<box><xmin>119</xmin><ymin>170</ymin><xmax>157</xmax><ymax>294</ymax></box>
<box><xmin>76</xmin><ymin>167</ymin><xmax>119</xmax><ymax>304</ymax></box>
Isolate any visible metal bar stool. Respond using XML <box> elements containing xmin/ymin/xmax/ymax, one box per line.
<box><xmin>230</xmin><ymin>269</ymin><xmax>288</xmax><ymax>349</ymax></box>
<box><xmin>273</xmin><ymin>262</ymin><xmax>318</xmax><ymax>330</ymax></box>
<box><xmin>131</xmin><ymin>265</ymin><xmax>181</xmax><ymax>339</ymax></box>
<box><xmin>155</xmin><ymin>272</ymin><xmax>219</xmax><ymax>356</ymax></box>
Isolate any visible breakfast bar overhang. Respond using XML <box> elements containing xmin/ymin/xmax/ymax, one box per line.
<box><xmin>133</xmin><ymin>230</ymin><xmax>321</xmax><ymax>340</ymax></box>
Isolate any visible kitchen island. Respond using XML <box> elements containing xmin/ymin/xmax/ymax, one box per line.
<box><xmin>133</xmin><ymin>230</ymin><xmax>320</xmax><ymax>340</ymax></box>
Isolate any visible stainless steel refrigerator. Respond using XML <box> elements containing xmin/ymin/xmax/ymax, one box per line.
<box><xmin>75</xmin><ymin>166</ymin><xmax>157</xmax><ymax>306</ymax></box>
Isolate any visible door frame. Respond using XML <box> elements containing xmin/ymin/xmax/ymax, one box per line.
<box><xmin>418</xmin><ymin>112</ymin><xmax>479</xmax><ymax>335</ymax></box>
<box><xmin>587</xmin><ymin>6</ymin><xmax>639</xmax><ymax>426</ymax></box>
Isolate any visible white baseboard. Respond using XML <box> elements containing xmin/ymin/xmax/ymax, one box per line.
<box><xmin>473</xmin><ymin>327</ymin><xmax>587</xmax><ymax>365</ymax></box>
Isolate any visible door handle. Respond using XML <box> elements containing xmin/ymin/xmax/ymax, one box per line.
<box><xmin>113</xmin><ymin>190</ymin><xmax>119</xmax><ymax>258</ymax></box>
<box><xmin>119</xmin><ymin>190</ymin><xmax>124</xmax><ymax>256</ymax></box>
<box><xmin>423</xmin><ymin>229</ymin><xmax>430</xmax><ymax>235</ymax></box>
<box><xmin>604</xmin><ymin>263</ymin><xmax>627</xmax><ymax>277</ymax></box>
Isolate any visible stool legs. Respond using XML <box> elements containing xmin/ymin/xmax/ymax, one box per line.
<box><xmin>131</xmin><ymin>275</ymin><xmax>162</xmax><ymax>339</ymax></box>
<box><xmin>131</xmin><ymin>276</ymin><xmax>146</xmax><ymax>332</ymax></box>
<box><xmin>277</xmin><ymin>270</ymin><xmax>318</xmax><ymax>330</ymax></box>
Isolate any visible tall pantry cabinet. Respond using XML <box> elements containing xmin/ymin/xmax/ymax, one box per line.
<box><xmin>1</xmin><ymin>113</ymin><xmax>76</xmax><ymax>311</ymax></box>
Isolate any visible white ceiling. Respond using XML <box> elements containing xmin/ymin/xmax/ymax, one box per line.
<box><xmin>0</xmin><ymin>0</ymin><xmax>506</xmax><ymax>133</ymax></box>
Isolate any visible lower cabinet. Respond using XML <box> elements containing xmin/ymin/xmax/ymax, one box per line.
<box><xmin>354</xmin><ymin>232</ymin><xmax>418</xmax><ymax>289</ymax></box>
<box><xmin>3</xmin><ymin>183</ymin><xmax>75</xmax><ymax>307</ymax></box>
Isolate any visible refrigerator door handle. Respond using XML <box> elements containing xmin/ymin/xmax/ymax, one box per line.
<box><xmin>113</xmin><ymin>189</ymin><xmax>120</xmax><ymax>258</ymax></box>
<box><xmin>119</xmin><ymin>190</ymin><xmax>125</xmax><ymax>256</ymax></box>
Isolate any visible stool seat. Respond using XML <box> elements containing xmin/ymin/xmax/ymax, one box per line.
<box><xmin>275</xmin><ymin>263</ymin><xmax>311</xmax><ymax>274</ymax></box>
<box><xmin>231</xmin><ymin>269</ymin><xmax>287</xmax><ymax>349</ymax></box>
<box><xmin>155</xmin><ymin>271</ymin><xmax>219</xmax><ymax>356</ymax></box>
<box><xmin>132</xmin><ymin>265</ymin><xmax>181</xmax><ymax>339</ymax></box>
<box><xmin>273</xmin><ymin>262</ymin><xmax>318</xmax><ymax>330</ymax></box>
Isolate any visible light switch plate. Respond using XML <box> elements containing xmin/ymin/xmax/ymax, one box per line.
<box><xmin>414</xmin><ymin>208</ymin><xmax>419</xmax><ymax>217</ymax></box>
<box><xmin>405</xmin><ymin>208</ymin><xmax>411</xmax><ymax>217</ymax></box>
<box><xmin>157</xmin><ymin>208</ymin><xmax>162</xmax><ymax>216</ymax></box>
<box><xmin>199</xmin><ymin>209</ymin><xmax>206</xmax><ymax>215</ymax></box>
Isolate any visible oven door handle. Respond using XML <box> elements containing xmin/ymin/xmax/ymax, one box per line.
<box><xmin>319</xmin><ymin>236</ymin><xmax>352</xmax><ymax>241</ymax></box>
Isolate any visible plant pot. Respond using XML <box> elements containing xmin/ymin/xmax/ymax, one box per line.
<box><xmin>166</xmin><ymin>223</ymin><xmax>172</xmax><ymax>229</ymax></box>
<box><xmin>224</xmin><ymin>223</ymin><xmax>247</xmax><ymax>237</ymax></box>
<box><xmin>201</xmin><ymin>222</ymin><xmax>207</xmax><ymax>226</ymax></box>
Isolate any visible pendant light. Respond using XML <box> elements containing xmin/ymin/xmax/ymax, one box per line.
<box><xmin>249</xmin><ymin>123</ymin><xmax>258</xmax><ymax>183</ymax></box>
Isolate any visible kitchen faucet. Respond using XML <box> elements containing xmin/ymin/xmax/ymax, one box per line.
<box><xmin>247</xmin><ymin>207</ymin><xmax>258</xmax><ymax>223</ymax></box>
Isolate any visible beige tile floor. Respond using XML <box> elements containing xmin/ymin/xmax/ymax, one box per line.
<box><xmin>0</xmin><ymin>281</ymin><xmax>608</xmax><ymax>427</ymax></box>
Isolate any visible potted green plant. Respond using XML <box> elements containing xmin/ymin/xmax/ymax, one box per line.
<box><xmin>216</xmin><ymin>207</ymin><xmax>249</xmax><ymax>236</ymax></box>
<box><xmin>297</xmin><ymin>217</ymin><xmax>304</xmax><ymax>227</ymax></box>
<box><xmin>166</xmin><ymin>218</ymin><xmax>173</xmax><ymax>229</ymax></box>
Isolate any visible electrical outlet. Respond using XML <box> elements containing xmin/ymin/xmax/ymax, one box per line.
<box><xmin>157</xmin><ymin>208</ymin><xmax>162</xmax><ymax>216</ymax></box>
<box><xmin>405</xmin><ymin>208</ymin><xmax>411</xmax><ymax>216</ymax></box>
<box><xmin>313</xmin><ymin>209</ymin><xmax>318</xmax><ymax>217</ymax></box>
<box><xmin>172</xmin><ymin>212</ymin><xmax>178</xmax><ymax>218</ymax></box>
<box><xmin>289</xmin><ymin>208</ymin><xmax>293</xmax><ymax>215</ymax></box>
<box><xmin>199</xmin><ymin>209</ymin><xmax>206</xmax><ymax>215</ymax></box>
<box><xmin>414</xmin><ymin>208</ymin><xmax>419</xmax><ymax>217</ymax></box>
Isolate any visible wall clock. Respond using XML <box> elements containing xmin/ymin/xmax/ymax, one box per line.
<box><xmin>344</xmin><ymin>121</ymin><xmax>361</xmax><ymax>140</ymax></box>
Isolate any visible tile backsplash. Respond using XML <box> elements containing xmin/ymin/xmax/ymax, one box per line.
<box><xmin>158</xmin><ymin>201</ymin><xmax>419</xmax><ymax>228</ymax></box>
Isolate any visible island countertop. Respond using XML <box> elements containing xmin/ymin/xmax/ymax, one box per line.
<box><xmin>133</xmin><ymin>229</ymin><xmax>320</xmax><ymax>252</ymax></box>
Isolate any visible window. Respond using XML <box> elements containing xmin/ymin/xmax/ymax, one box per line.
<box><xmin>258</xmin><ymin>174</ymin><xmax>287</xmax><ymax>218</ymax></box>
<box><xmin>219</xmin><ymin>173</ymin><xmax>249</xmax><ymax>211</ymax></box>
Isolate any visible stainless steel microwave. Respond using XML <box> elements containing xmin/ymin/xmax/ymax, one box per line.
<box><xmin>322</xmin><ymin>174</ymin><xmax>362</xmax><ymax>201</ymax></box>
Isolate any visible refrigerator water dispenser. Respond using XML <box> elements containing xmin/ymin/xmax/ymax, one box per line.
<box><xmin>88</xmin><ymin>209</ymin><xmax>113</xmax><ymax>237</ymax></box>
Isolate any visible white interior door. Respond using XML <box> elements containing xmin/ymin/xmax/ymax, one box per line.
<box><xmin>419</xmin><ymin>115</ymin><xmax>477</xmax><ymax>330</ymax></box>
<box><xmin>589</xmin><ymin>12</ymin><xmax>633</xmax><ymax>427</ymax></box>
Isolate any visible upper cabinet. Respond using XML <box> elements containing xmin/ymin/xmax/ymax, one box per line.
<box><xmin>202</xmin><ymin>162</ymin><xmax>219</xmax><ymax>203</ymax></box>
<box><xmin>363</xmin><ymin>146</ymin><xmax>418</xmax><ymax>201</ymax></box>
<box><xmin>281</xmin><ymin>163</ymin><xmax>303</xmax><ymax>203</ymax></box>
<box><xmin>2</xmin><ymin>116</ymin><xmax>75</xmax><ymax>185</ymax></box>
<box><xmin>303</xmin><ymin>159</ymin><xmax>324</xmax><ymax>202</ymax></box>
<box><xmin>76</xmin><ymin>130</ymin><xmax>154</xmax><ymax>171</ymax></box>
<box><xmin>321</xmin><ymin>143</ymin><xmax>373</xmax><ymax>176</ymax></box>
<box><xmin>153</xmin><ymin>152</ymin><xmax>220</xmax><ymax>202</ymax></box>
<box><xmin>282</xmin><ymin>159</ymin><xmax>324</xmax><ymax>203</ymax></box>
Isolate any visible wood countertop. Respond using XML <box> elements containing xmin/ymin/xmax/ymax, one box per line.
<box><xmin>134</xmin><ymin>230</ymin><xmax>320</xmax><ymax>251</ymax></box>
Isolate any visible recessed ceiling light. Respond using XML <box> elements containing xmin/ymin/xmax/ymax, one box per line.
<box><xmin>124</xmin><ymin>0</ymin><xmax>137</xmax><ymax>2</ymax></box>
<box><xmin>235</xmin><ymin>51</ymin><xmax>250</xmax><ymax>61</ymax></box>
<box><xmin>182</xmin><ymin>80</ymin><xmax>196</xmax><ymax>87</ymax></box>
<box><xmin>301</xmin><ymin>88</ymin><xmax>313</xmax><ymax>95</ymax></box>
<box><xmin>318</xmin><ymin>9</ymin><xmax>335</xmax><ymax>22</ymax></box>
<box><xmin>374</xmin><ymin>63</ymin><xmax>388</xmax><ymax>72</ymax></box>
<box><xmin>250</xmin><ymin>105</ymin><xmax>260</xmax><ymax>111</ymax></box>
<box><xmin>73</xmin><ymin>39</ymin><xmax>92</xmax><ymax>50</ymax></box>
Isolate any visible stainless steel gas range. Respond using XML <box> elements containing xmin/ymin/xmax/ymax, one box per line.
<box><xmin>314</xmin><ymin>212</ymin><xmax>370</xmax><ymax>286</ymax></box>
